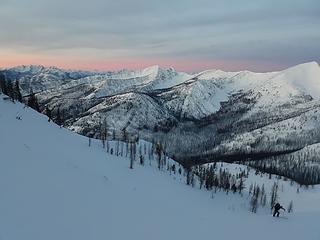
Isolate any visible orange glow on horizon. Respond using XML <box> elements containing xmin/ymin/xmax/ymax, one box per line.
<box><xmin>0</xmin><ymin>52</ymin><xmax>289</xmax><ymax>73</ymax></box>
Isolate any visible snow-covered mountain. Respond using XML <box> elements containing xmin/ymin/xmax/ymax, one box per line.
<box><xmin>2</xmin><ymin>62</ymin><xmax>320</xmax><ymax>175</ymax></box>
<box><xmin>1</xmin><ymin>65</ymin><xmax>107</xmax><ymax>94</ymax></box>
<box><xmin>1</xmin><ymin>95</ymin><xmax>320</xmax><ymax>240</ymax></box>
<box><xmin>2</xmin><ymin>64</ymin><xmax>192</xmax><ymax>97</ymax></box>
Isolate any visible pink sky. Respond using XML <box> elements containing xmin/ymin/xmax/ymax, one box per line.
<box><xmin>0</xmin><ymin>1</ymin><xmax>318</xmax><ymax>74</ymax></box>
<box><xmin>0</xmin><ymin>54</ymin><xmax>290</xmax><ymax>73</ymax></box>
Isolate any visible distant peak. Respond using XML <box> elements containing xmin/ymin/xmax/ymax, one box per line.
<box><xmin>146</xmin><ymin>65</ymin><xmax>160</xmax><ymax>69</ymax></box>
<box><xmin>8</xmin><ymin>64</ymin><xmax>62</xmax><ymax>73</ymax></box>
<box><xmin>143</xmin><ymin>65</ymin><xmax>159</xmax><ymax>73</ymax></box>
<box><xmin>11</xmin><ymin>64</ymin><xmax>44</xmax><ymax>70</ymax></box>
<box><xmin>281</xmin><ymin>61</ymin><xmax>320</xmax><ymax>74</ymax></box>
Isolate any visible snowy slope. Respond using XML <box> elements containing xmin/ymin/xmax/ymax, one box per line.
<box><xmin>78</xmin><ymin>65</ymin><xmax>192</xmax><ymax>98</ymax></box>
<box><xmin>4</xmin><ymin>62</ymin><xmax>319</xmax><ymax>116</ymax></box>
<box><xmin>70</xmin><ymin>92</ymin><xmax>177</xmax><ymax>136</ymax></box>
<box><xmin>205</xmin><ymin>162</ymin><xmax>320</xmax><ymax>214</ymax></box>
<box><xmin>274</xmin><ymin>62</ymin><xmax>320</xmax><ymax>98</ymax></box>
<box><xmin>2</xmin><ymin>65</ymin><xmax>192</xmax><ymax>98</ymax></box>
<box><xmin>162</xmin><ymin>62</ymin><xmax>320</xmax><ymax>119</ymax></box>
<box><xmin>2</xmin><ymin>62</ymin><xmax>320</xmax><ymax>169</ymax></box>
<box><xmin>1</xmin><ymin>95</ymin><xmax>320</xmax><ymax>240</ymax></box>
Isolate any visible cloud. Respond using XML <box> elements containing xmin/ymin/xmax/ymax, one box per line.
<box><xmin>0</xmin><ymin>0</ymin><xmax>319</xmax><ymax>71</ymax></box>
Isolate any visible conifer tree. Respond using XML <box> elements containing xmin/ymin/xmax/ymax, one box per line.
<box><xmin>129</xmin><ymin>141</ymin><xmax>136</xmax><ymax>169</ymax></box>
<box><xmin>155</xmin><ymin>142</ymin><xmax>163</xmax><ymax>170</ymax></box>
<box><xmin>0</xmin><ymin>73</ymin><xmax>7</xmax><ymax>95</ymax></box>
<box><xmin>288</xmin><ymin>200</ymin><xmax>293</xmax><ymax>213</ymax></box>
<box><xmin>14</xmin><ymin>80</ymin><xmax>23</xmax><ymax>102</ymax></box>
<box><xmin>186</xmin><ymin>167</ymin><xmax>192</xmax><ymax>185</ymax></box>
<box><xmin>270</xmin><ymin>182</ymin><xmax>279</xmax><ymax>210</ymax></box>
<box><xmin>238</xmin><ymin>177</ymin><xmax>244</xmax><ymax>194</ymax></box>
<box><xmin>27</xmin><ymin>90</ymin><xmax>40</xmax><ymax>112</ymax></box>
<box><xmin>6</xmin><ymin>80</ymin><xmax>14</xmax><ymax>101</ymax></box>
<box><xmin>56</xmin><ymin>108</ymin><xmax>62</xmax><ymax>126</ymax></box>
<box><xmin>250</xmin><ymin>185</ymin><xmax>260</xmax><ymax>213</ymax></box>
<box><xmin>45</xmin><ymin>106</ymin><xmax>52</xmax><ymax>120</ymax></box>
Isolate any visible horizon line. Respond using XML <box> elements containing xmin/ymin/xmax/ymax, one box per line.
<box><xmin>1</xmin><ymin>60</ymin><xmax>318</xmax><ymax>74</ymax></box>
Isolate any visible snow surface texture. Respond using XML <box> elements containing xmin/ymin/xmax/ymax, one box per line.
<box><xmin>0</xmin><ymin>95</ymin><xmax>320</xmax><ymax>240</ymax></box>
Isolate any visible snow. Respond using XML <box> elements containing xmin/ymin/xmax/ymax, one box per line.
<box><xmin>6</xmin><ymin>62</ymin><xmax>319</xmax><ymax>121</ymax></box>
<box><xmin>213</xmin><ymin>162</ymin><xmax>320</xmax><ymax>213</ymax></box>
<box><xmin>1</xmin><ymin>95</ymin><xmax>320</xmax><ymax>240</ymax></box>
<box><xmin>275</xmin><ymin>62</ymin><xmax>320</xmax><ymax>98</ymax></box>
<box><xmin>72</xmin><ymin>92</ymin><xmax>175</xmax><ymax>133</ymax></box>
<box><xmin>180</xmin><ymin>62</ymin><xmax>320</xmax><ymax>118</ymax></box>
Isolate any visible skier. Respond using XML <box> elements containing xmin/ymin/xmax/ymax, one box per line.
<box><xmin>272</xmin><ymin>203</ymin><xmax>285</xmax><ymax>217</ymax></box>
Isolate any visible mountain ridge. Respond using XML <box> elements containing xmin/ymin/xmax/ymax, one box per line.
<box><xmin>1</xmin><ymin>61</ymin><xmax>320</xmax><ymax>171</ymax></box>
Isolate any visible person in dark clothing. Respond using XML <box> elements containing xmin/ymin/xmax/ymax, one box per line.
<box><xmin>273</xmin><ymin>203</ymin><xmax>285</xmax><ymax>217</ymax></box>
